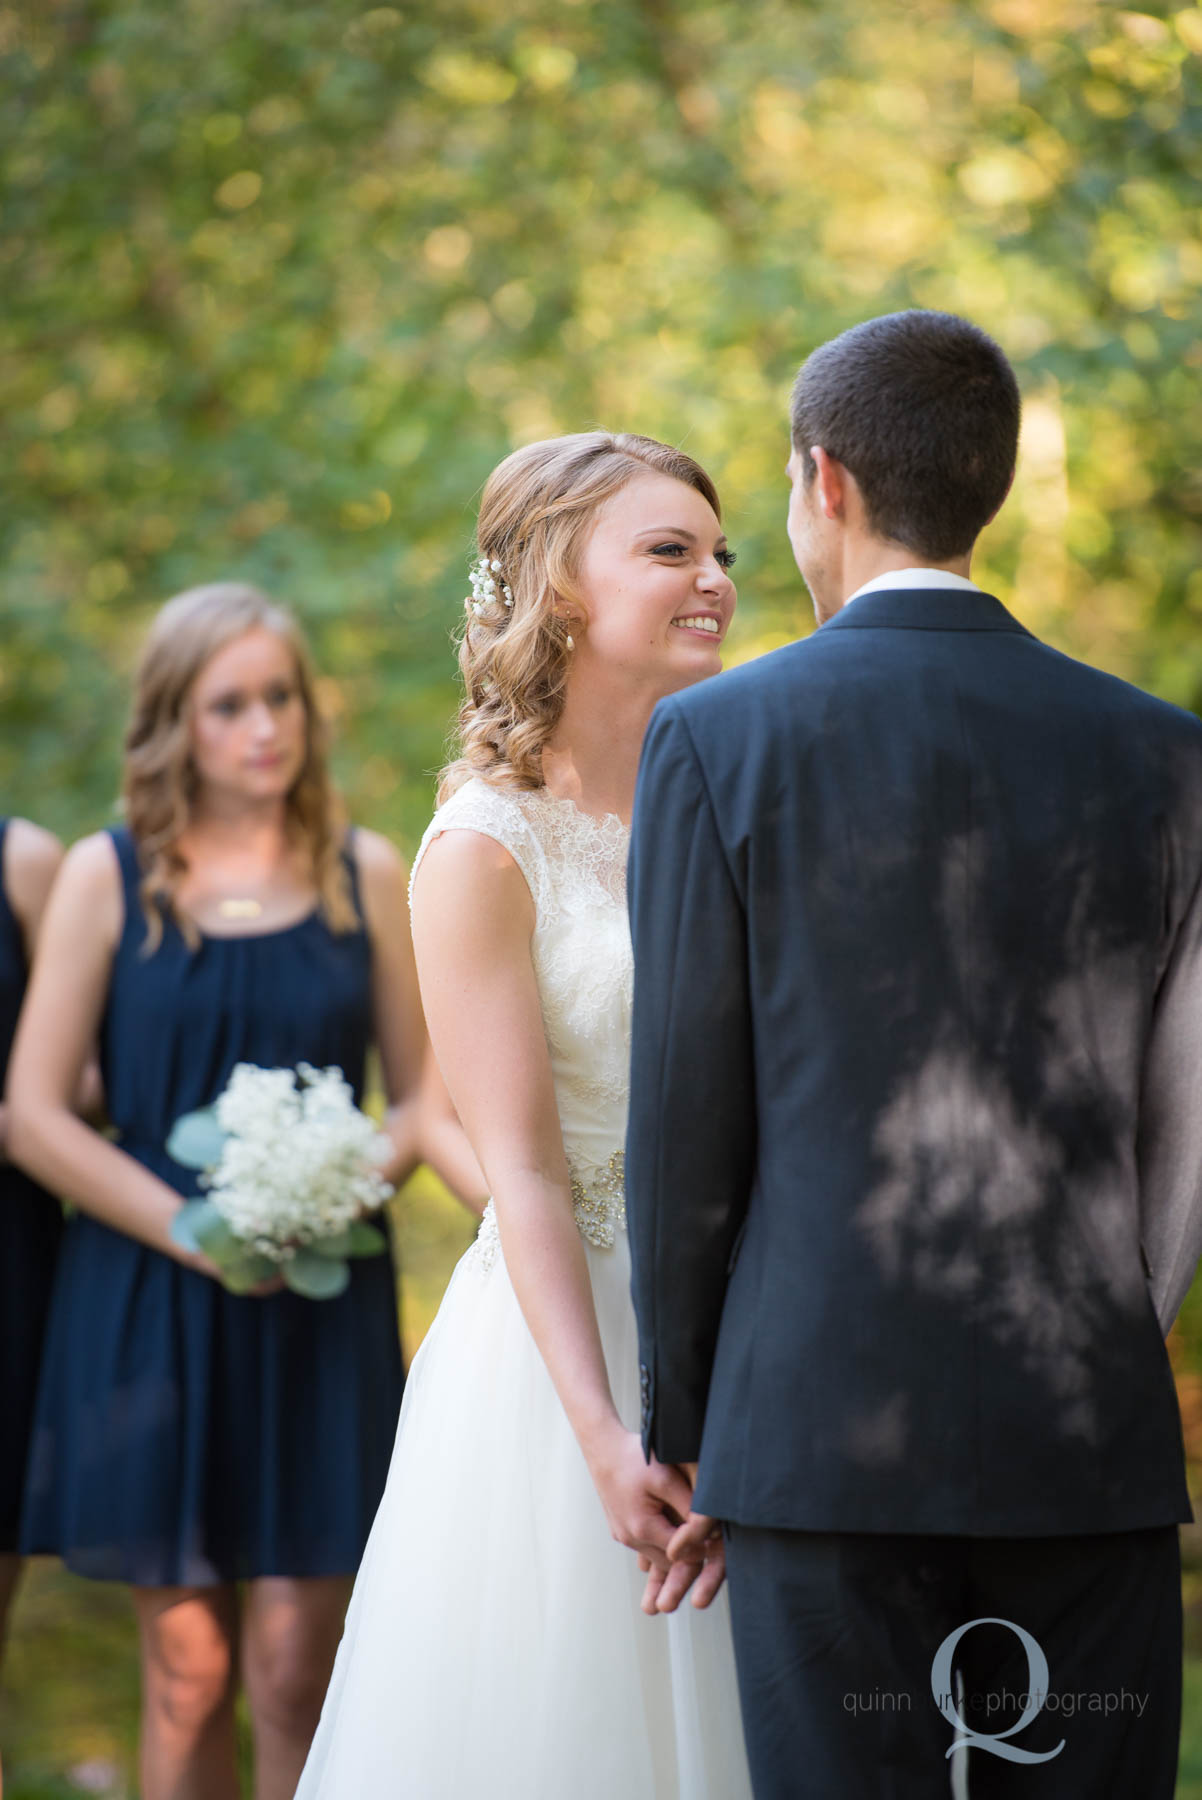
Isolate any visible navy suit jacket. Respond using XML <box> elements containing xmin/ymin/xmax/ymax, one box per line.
<box><xmin>626</xmin><ymin>586</ymin><xmax>1202</xmax><ymax>1535</ymax></box>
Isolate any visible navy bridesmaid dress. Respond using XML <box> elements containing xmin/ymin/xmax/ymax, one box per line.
<box><xmin>0</xmin><ymin>818</ymin><xmax>64</xmax><ymax>1554</ymax></box>
<box><xmin>21</xmin><ymin>826</ymin><xmax>404</xmax><ymax>1586</ymax></box>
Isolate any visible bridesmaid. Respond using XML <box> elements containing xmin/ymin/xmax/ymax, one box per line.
<box><xmin>0</xmin><ymin>817</ymin><xmax>68</xmax><ymax>1660</ymax></box>
<box><xmin>8</xmin><ymin>583</ymin><xmax>484</xmax><ymax>1800</ymax></box>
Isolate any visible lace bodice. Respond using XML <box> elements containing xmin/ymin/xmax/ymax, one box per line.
<box><xmin>410</xmin><ymin>778</ymin><xmax>632</xmax><ymax>1260</ymax></box>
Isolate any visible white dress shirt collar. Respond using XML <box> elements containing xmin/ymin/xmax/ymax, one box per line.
<box><xmin>844</xmin><ymin>568</ymin><xmax>984</xmax><ymax>607</ymax></box>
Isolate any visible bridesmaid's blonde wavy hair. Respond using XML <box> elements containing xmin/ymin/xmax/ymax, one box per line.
<box><xmin>122</xmin><ymin>582</ymin><xmax>356</xmax><ymax>953</ymax></box>
<box><xmin>439</xmin><ymin>431</ymin><xmax>722</xmax><ymax>799</ymax></box>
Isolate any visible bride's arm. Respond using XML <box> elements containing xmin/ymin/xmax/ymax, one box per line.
<box><xmin>411</xmin><ymin>826</ymin><xmax>694</xmax><ymax>1571</ymax></box>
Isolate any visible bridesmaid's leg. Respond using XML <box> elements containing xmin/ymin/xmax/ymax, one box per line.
<box><xmin>0</xmin><ymin>1557</ymin><xmax>17</xmax><ymax>1800</ymax></box>
<box><xmin>0</xmin><ymin>1553</ymin><xmax>23</xmax><ymax>1663</ymax></box>
<box><xmin>132</xmin><ymin>1584</ymin><xmax>240</xmax><ymax>1800</ymax></box>
<box><xmin>240</xmin><ymin>1575</ymin><xmax>352</xmax><ymax>1800</ymax></box>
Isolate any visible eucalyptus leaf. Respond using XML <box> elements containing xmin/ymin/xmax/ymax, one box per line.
<box><xmin>345</xmin><ymin>1219</ymin><xmax>387</xmax><ymax>1258</ymax></box>
<box><xmin>221</xmin><ymin>1254</ymin><xmax>279</xmax><ymax>1295</ymax></box>
<box><xmin>190</xmin><ymin>1205</ymin><xmax>238</xmax><ymax>1259</ymax></box>
<box><xmin>309</xmin><ymin>1220</ymin><xmax>386</xmax><ymax>1259</ymax></box>
<box><xmin>168</xmin><ymin>1201</ymin><xmax>207</xmax><ymax>1254</ymax></box>
<box><xmin>283</xmin><ymin>1249</ymin><xmax>351</xmax><ymax>1300</ymax></box>
<box><xmin>310</xmin><ymin>1227</ymin><xmax>356</xmax><ymax>1258</ymax></box>
<box><xmin>166</xmin><ymin>1107</ymin><xmax>229</xmax><ymax>1171</ymax></box>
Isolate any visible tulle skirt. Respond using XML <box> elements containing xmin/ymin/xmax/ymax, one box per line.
<box><xmin>296</xmin><ymin>1223</ymin><xmax>752</xmax><ymax>1798</ymax></box>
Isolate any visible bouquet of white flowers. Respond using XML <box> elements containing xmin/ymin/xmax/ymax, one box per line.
<box><xmin>167</xmin><ymin>1062</ymin><xmax>395</xmax><ymax>1298</ymax></box>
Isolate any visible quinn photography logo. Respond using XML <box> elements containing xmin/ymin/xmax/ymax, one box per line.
<box><xmin>931</xmin><ymin>1618</ymin><xmax>1064</xmax><ymax>1764</ymax></box>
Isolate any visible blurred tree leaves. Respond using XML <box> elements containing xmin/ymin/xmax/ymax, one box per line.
<box><xmin>1</xmin><ymin>0</ymin><xmax>1201</xmax><ymax>849</ymax></box>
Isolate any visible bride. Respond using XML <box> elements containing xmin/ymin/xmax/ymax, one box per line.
<box><xmin>296</xmin><ymin>431</ymin><xmax>752</xmax><ymax>1798</ymax></box>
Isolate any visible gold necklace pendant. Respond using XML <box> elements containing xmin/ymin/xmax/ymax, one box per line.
<box><xmin>217</xmin><ymin>897</ymin><xmax>264</xmax><ymax>920</ymax></box>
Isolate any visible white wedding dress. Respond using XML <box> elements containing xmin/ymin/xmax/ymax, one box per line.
<box><xmin>295</xmin><ymin>779</ymin><xmax>752</xmax><ymax>1799</ymax></box>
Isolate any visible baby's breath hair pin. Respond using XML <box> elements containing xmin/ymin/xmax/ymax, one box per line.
<box><xmin>468</xmin><ymin>555</ymin><xmax>514</xmax><ymax>617</ymax></box>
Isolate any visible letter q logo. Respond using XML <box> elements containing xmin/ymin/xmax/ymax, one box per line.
<box><xmin>930</xmin><ymin>1618</ymin><xmax>1065</xmax><ymax>1763</ymax></box>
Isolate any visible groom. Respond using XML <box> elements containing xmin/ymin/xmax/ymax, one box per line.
<box><xmin>626</xmin><ymin>310</ymin><xmax>1202</xmax><ymax>1796</ymax></box>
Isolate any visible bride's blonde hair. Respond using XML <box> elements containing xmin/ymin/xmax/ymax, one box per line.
<box><xmin>439</xmin><ymin>431</ymin><xmax>722</xmax><ymax>800</ymax></box>
<box><xmin>122</xmin><ymin>581</ymin><xmax>356</xmax><ymax>952</ymax></box>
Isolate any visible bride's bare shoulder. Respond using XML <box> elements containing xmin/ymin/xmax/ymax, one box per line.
<box><xmin>410</xmin><ymin>814</ymin><xmax>536</xmax><ymax>948</ymax></box>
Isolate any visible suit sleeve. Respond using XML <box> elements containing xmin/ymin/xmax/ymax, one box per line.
<box><xmin>1139</xmin><ymin>854</ymin><xmax>1202</xmax><ymax>1333</ymax></box>
<box><xmin>626</xmin><ymin>701</ymin><xmax>756</xmax><ymax>1463</ymax></box>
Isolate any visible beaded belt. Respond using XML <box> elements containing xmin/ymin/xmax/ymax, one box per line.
<box><xmin>469</xmin><ymin>1151</ymin><xmax>626</xmax><ymax>1274</ymax></box>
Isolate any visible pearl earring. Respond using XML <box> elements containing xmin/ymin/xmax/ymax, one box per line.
<box><xmin>565</xmin><ymin>633</ymin><xmax>575</xmax><ymax>651</ymax></box>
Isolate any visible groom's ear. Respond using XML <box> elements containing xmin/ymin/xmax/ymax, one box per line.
<box><xmin>811</xmin><ymin>446</ymin><xmax>848</xmax><ymax>522</ymax></box>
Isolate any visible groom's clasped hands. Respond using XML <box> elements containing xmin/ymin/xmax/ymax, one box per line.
<box><xmin>638</xmin><ymin>1463</ymin><xmax>727</xmax><ymax>1619</ymax></box>
<box><xmin>584</xmin><ymin>1423</ymin><xmax>725</xmax><ymax>1615</ymax></box>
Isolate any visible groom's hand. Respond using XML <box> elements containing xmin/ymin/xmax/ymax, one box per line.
<box><xmin>640</xmin><ymin>1510</ymin><xmax>726</xmax><ymax>1614</ymax></box>
<box><xmin>637</xmin><ymin>1462</ymin><xmax>727</xmax><ymax>1614</ymax></box>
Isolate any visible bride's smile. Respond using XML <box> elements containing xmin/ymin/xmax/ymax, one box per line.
<box><xmin>564</xmin><ymin>468</ymin><xmax>737</xmax><ymax>693</ymax></box>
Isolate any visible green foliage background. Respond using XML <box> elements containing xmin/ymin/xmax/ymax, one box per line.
<box><xmin>3</xmin><ymin>0</ymin><xmax>1202</xmax><ymax>1786</ymax></box>
<box><xmin>3</xmin><ymin>0</ymin><xmax>1202</xmax><ymax>850</ymax></box>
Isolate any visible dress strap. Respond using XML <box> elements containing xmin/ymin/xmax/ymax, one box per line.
<box><xmin>341</xmin><ymin>827</ymin><xmax>366</xmax><ymax>928</ymax></box>
<box><xmin>106</xmin><ymin>826</ymin><xmax>143</xmax><ymax>898</ymax></box>
<box><xmin>409</xmin><ymin>779</ymin><xmax>548</xmax><ymax>919</ymax></box>
<box><xmin>106</xmin><ymin>826</ymin><xmax>148</xmax><ymax>951</ymax></box>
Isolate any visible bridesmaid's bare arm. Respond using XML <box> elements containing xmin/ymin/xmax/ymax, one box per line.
<box><xmin>0</xmin><ymin>818</ymin><xmax>61</xmax><ymax>1158</ymax></box>
<box><xmin>354</xmin><ymin>828</ymin><xmax>424</xmax><ymax>1189</ymax></box>
<box><xmin>6</xmin><ymin>834</ymin><xmax>215</xmax><ymax>1271</ymax></box>
<box><xmin>1</xmin><ymin>819</ymin><xmax>103</xmax><ymax>1152</ymax></box>
<box><xmin>354</xmin><ymin>826</ymin><xmax>486</xmax><ymax>1210</ymax></box>
<box><xmin>4</xmin><ymin>817</ymin><xmax>63</xmax><ymax>959</ymax></box>
<box><xmin>417</xmin><ymin>1054</ymin><xmax>489</xmax><ymax>1218</ymax></box>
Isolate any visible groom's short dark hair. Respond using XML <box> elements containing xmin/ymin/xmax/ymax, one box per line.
<box><xmin>790</xmin><ymin>310</ymin><xmax>1020</xmax><ymax>560</ymax></box>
